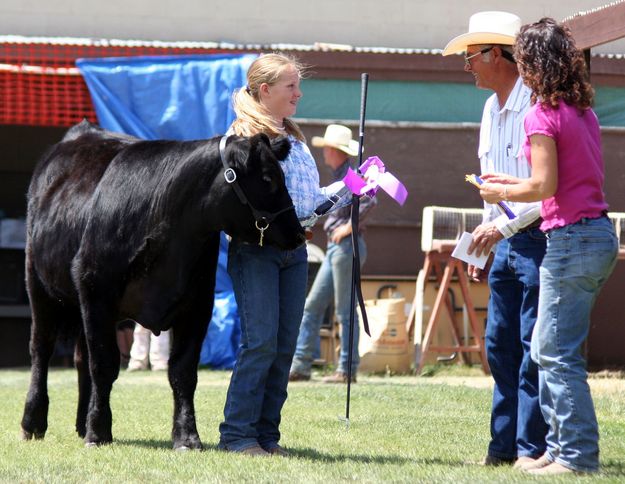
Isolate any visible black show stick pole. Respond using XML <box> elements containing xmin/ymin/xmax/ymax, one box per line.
<box><xmin>343</xmin><ymin>72</ymin><xmax>369</xmax><ymax>427</ymax></box>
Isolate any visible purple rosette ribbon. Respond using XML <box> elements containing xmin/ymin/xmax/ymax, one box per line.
<box><xmin>343</xmin><ymin>156</ymin><xmax>408</xmax><ymax>205</ymax></box>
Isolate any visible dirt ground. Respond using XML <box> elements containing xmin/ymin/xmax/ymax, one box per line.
<box><xmin>359</xmin><ymin>369</ymin><xmax>625</xmax><ymax>396</ymax></box>
<box><xmin>415</xmin><ymin>372</ymin><xmax>625</xmax><ymax>395</ymax></box>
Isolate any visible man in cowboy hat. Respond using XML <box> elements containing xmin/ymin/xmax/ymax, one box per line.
<box><xmin>443</xmin><ymin>11</ymin><xmax>547</xmax><ymax>469</ymax></box>
<box><xmin>289</xmin><ymin>124</ymin><xmax>376</xmax><ymax>384</ymax></box>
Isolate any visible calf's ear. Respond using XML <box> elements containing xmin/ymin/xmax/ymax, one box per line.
<box><xmin>253</xmin><ymin>133</ymin><xmax>271</xmax><ymax>146</ymax></box>
<box><xmin>270</xmin><ymin>136</ymin><xmax>291</xmax><ymax>161</ymax></box>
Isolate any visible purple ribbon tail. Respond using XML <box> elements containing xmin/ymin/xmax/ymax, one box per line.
<box><xmin>378</xmin><ymin>173</ymin><xmax>408</xmax><ymax>206</ymax></box>
<box><xmin>343</xmin><ymin>158</ymin><xmax>409</xmax><ymax>206</ymax></box>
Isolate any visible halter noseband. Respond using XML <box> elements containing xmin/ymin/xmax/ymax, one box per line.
<box><xmin>219</xmin><ymin>135</ymin><xmax>295</xmax><ymax>246</ymax></box>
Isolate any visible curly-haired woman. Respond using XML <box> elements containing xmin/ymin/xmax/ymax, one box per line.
<box><xmin>478</xmin><ymin>18</ymin><xmax>618</xmax><ymax>475</ymax></box>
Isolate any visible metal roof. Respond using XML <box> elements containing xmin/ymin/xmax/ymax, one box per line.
<box><xmin>563</xmin><ymin>0</ymin><xmax>625</xmax><ymax>22</ymax></box>
<box><xmin>0</xmin><ymin>35</ymin><xmax>442</xmax><ymax>56</ymax></box>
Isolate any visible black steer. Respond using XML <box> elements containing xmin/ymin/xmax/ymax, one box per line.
<box><xmin>20</xmin><ymin>121</ymin><xmax>305</xmax><ymax>449</ymax></box>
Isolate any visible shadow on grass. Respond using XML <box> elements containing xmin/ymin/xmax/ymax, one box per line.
<box><xmin>112</xmin><ymin>440</ymin><xmax>466</xmax><ymax>466</ymax></box>
<box><xmin>115</xmin><ymin>438</ymin><xmax>188</xmax><ymax>450</ymax></box>
<box><xmin>601</xmin><ymin>459</ymin><xmax>625</xmax><ymax>477</ymax></box>
<box><xmin>279</xmin><ymin>447</ymin><xmax>469</xmax><ymax>466</ymax></box>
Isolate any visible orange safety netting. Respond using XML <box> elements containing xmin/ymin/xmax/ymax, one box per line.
<box><xmin>0</xmin><ymin>39</ymin><xmax>234</xmax><ymax>127</ymax></box>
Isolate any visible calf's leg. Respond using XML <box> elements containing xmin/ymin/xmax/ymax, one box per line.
<box><xmin>168</xmin><ymin>314</ymin><xmax>210</xmax><ymax>450</ymax></box>
<box><xmin>21</xmin><ymin>269</ymin><xmax>63</xmax><ymax>440</ymax></box>
<box><xmin>76</xmin><ymin>285</ymin><xmax>121</xmax><ymax>446</ymax></box>
<box><xmin>167</xmin><ymin>236</ymin><xmax>219</xmax><ymax>450</ymax></box>
<box><xmin>74</xmin><ymin>328</ymin><xmax>91</xmax><ymax>438</ymax></box>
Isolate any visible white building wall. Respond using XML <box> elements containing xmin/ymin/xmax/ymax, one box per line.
<box><xmin>1</xmin><ymin>0</ymin><xmax>624</xmax><ymax>54</ymax></box>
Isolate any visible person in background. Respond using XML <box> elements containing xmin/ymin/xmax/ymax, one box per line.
<box><xmin>127</xmin><ymin>325</ymin><xmax>170</xmax><ymax>371</ymax></box>
<box><xmin>289</xmin><ymin>124</ymin><xmax>376</xmax><ymax>384</ymax></box>
<box><xmin>218</xmin><ymin>53</ymin><xmax>353</xmax><ymax>457</ymax></box>
<box><xmin>116</xmin><ymin>320</ymin><xmax>135</xmax><ymax>368</ymax></box>
<box><xmin>442</xmin><ymin>11</ymin><xmax>547</xmax><ymax>467</ymax></box>
<box><xmin>479</xmin><ymin>18</ymin><xmax>618</xmax><ymax>475</ymax></box>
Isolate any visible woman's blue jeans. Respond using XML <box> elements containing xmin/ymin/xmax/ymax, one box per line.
<box><xmin>218</xmin><ymin>239</ymin><xmax>308</xmax><ymax>452</ymax></box>
<box><xmin>486</xmin><ymin>228</ymin><xmax>547</xmax><ymax>460</ymax></box>
<box><xmin>531</xmin><ymin>216</ymin><xmax>617</xmax><ymax>473</ymax></box>
<box><xmin>291</xmin><ymin>235</ymin><xmax>366</xmax><ymax>376</ymax></box>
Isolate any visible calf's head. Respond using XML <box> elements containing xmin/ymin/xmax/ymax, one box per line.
<box><xmin>219</xmin><ymin>134</ymin><xmax>306</xmax><ymax>250</ymax></box>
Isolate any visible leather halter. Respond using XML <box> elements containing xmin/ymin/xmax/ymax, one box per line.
<box><xmin>219</xmin><ymin>135</ymin><xmax>295</xmax><ymax>246</ymax></box>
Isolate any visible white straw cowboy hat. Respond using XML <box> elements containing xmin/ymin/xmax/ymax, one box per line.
<box><xmin>311</xmin><ymin>124</ymin><xmax>359</xmax><ymax>157</ymax></box>
<box><xmin>442</xmin><ymin>11</ymin><xmax>521</xmax><ymax>56</ymax></box>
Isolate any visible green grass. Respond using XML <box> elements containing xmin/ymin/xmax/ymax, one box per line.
<box><xmin>1</xmin><ymin>367</ymin><xmax>625</xmax><ymax>483</ymax></box>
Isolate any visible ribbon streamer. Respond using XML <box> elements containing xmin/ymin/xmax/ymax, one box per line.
<box><xmin>343</xmin><ymin>156</ymin><xmax>408</xmax><ymax>205</ymax></box>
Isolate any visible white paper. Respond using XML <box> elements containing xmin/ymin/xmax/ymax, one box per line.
<box><xmin>451</xmin><ymin>232</ymin><xmax>490</xmax><ymax>269</ymax></box>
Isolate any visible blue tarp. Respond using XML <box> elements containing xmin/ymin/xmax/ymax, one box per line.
<box><xmin>199</xmin><ymin>233</ymin><xmax>241</xmax><ymax>369</ymax></box>
<box><xmin>76</xmin><ymin>54</ymin><xmax>257</xmax><ymax>140</ymax></box>
<box><xmin>77</xmin><ymin>53</ymin><xmax>257</xmax><ymax>369</ymax></box>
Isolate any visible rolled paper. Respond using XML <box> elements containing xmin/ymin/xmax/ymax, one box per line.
<box><xmin>343</xmin><ymin>156</ymin><xmax>408</xmax><ymax>206</ymax></box>
<box><xmin>465</xmin><ymin>174</ymin><xmax>516</xmax><ymax>219</ymax></box>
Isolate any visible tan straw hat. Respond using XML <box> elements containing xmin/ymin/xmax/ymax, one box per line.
<box><xmin>442</xmin><ymin>11</ymin><xmax>521</xmax><ymax>56</ymax></box>
<box><xmin>311</xmin><ymin>124</ymin><xmax>359</xmax><ymax>157</ymax></box>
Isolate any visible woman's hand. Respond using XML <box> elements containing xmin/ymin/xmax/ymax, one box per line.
<box><xmin>479</xmin><ymin>183</ymin><xmax>506</xmax><ymax>204</ymax></box>
<box><xmin>479</xmin><ymin>173</ymin><xmax>523</xmax><ymax>203</ymax></box>
<box><xmin>480</xmin><ymin>173</ymin><xmax>522</xmax><ymax>184</ymax></box>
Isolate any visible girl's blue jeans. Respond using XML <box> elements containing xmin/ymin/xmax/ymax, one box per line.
<box><xmin>218</xmin><ymin>238</ymin><xmax>308</xmax><ymax>451</ymax></box>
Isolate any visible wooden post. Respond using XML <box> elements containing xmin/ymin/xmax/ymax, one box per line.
<box><xmin>414</xmin><ymin>248</ymin><xmax>490</xmax><ymax>374</ymax></box>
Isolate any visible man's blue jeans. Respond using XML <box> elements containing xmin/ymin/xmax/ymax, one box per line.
<box><xmin>219</xmin><ymin>239</ymin><xmax>308</xmax><ymax>452</ymax></box>
<box><xmin>291</xmin><ymin>235</ymin><xmax>366</xmax><ymax>376</ymax></box>
<box><xmin>531</xmin><ymin>216</ymin><xmax>617</xmax><ymax>473</ymax></box>
<box><xmin>486</xmin><ymin>228</ymin><xmax>548</xmax><ymax>460</ymax></box>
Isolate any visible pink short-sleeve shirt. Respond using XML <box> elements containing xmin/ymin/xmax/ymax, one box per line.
<box><xmin>523</xmin><ymin>101</ymin><xmax>608</xmax><ymax>231</ymax></box>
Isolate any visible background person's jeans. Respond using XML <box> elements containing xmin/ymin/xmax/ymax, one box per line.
<box><xmin>219</xmin><ymin>239</ymin><xmax>308</xmax><ymax>452</ymax></box>
<box><xmin>291</xmin><ymin>235</ymin><xmax>366</xmax><ymax>376</ymax></box>
<box><xmin>486</xmin><ymin>228</ymin><xmax>548</xmax><ymax>460</ymax></box>
<box><xmin>127</xmin><ymin>325</ymin><xmax>170</xmax><ymax>371</ymax></box>
<box><xmin>531</xmin><ymin>216</ymin><xmax>617</xmax><ymax>473</ymax></box>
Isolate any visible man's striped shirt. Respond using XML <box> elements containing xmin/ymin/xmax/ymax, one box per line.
<box><xmin>478</xmin><ymin>77</ymin><xmax>541</xmax><ymax>237</ymax></box>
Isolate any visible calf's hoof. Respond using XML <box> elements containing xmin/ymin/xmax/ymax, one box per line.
<box><xmin>21</xmin><ymin>428</ymin><xmax>45</xmax><ymax>440</ymax></box>
<box><xmin>174</xmin><ymin>443</ymin><xmax>203</xmax><ymax>452</ymax></box>
<box><xmin>84</xmin><ymin>432</ymin><xmax>113</xmax><ymax>447</ymax></box>
<box><xmin>173</xmin><ymin>437</ymin><xmax>203</xmax><ymax>452</ymax></box>
<box><xmin>84</xmin><ymin>430</ymin><xmax>113</xmax><ymax>447</ymax></box>
<box><xmin>84</xmin><ymin>440</ymin><xmax>112</xmax><ymax>448</ymax></box>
